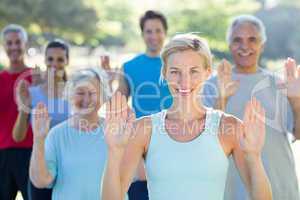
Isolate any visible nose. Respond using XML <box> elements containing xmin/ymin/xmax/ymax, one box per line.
<box><xmin>240</xmin><ymin>40</ymin><xmax>250</xmax><ymax>50</ymax></box>
<box><xmin>11</xmin><ymin>43</ymin><xmax>20</xmax><ymax>50</ymax></box>
<box><xmin>179</xmin><ymin>73</ymin><xmax>191</xmax><ymax>89</ymax></box>
<box><xmin>82</xmin><ymin>93</ymin><xmax>91</xmax><ymax>104</ymax></box>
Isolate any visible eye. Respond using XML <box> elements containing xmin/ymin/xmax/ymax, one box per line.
<box><xmin>191</xmin><ymin>69</ymin><xmax>199</xmax><ymax>74</ymax></box>
<box><xmin>145</xmin><ymin>29</ymin><xmax>152</xmax><ymax>34</ymax></box>
<box><xmin>170</xmin><ymin>70</ymin><xmax>178</xmax><ymax>74</ymax></box>
<box><xmin>47</xmin><ymin>57</ymin><xmax>54</xmax><ymax>62</ymax></box>
<box><xmin>156</xmin><ymin>29</ymin><xmax>162</xmax><ymax>34</ymax></box>
<box><xmin>249</xmin><ymin>37</ymin><xmax>258</xmax><ymax>43</ymax></box>
<box><xmin>57</xmin><ymin>57</ymin><xmax>65</xmax><ymax>63</ymax></box>
<box><xmin>75</xmin><ymin>91</ymin><xmax>85</xmax><ymax>96</ymax></box>
<box><xmin>90</xmin><ymin>91</ymin><xmax>97</xmax><ymax>97</ymax></box>
<box><xmin>232</xmin><ymin>37</ymin><xmax>242</xmax><ymax>43</ymax></box>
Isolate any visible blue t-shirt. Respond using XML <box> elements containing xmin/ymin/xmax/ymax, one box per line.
<box><xmin>123</xmin><ymin>54</ymin><xmax>172</xmax><ymax>118</ymax></box>
<box><xmin>29</xmin><ymin>85</ymin><xmax>70</xmax><ymax>128</ymax></box>
<box><xmin>45</xmin><ymin>120</ymin><xmax>107</xmax><ymax>200</ymax></box>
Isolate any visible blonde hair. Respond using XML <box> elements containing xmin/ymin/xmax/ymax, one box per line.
<box><xmin>160</xmin><ymin>33</ymin><xmax>212</xmax><ymax>80</ymax></box>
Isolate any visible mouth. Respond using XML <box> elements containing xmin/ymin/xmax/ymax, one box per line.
<box><xmin>238</xmin><ymin>51</ymin><xmax>254</xmax><ymax>57</ymax></box>
<box><xmin>175</xmin><ymin>88</ymin><xmax>193</xmax><ymax>96</ymax></box>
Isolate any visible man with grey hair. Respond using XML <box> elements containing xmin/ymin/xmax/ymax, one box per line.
<box><xmin>0</xmin><ymin>24</ymin><xmax>32</xmax><ymax>200</ymax></box>
<box><xmin>202</xmin><ymin>15</ymin><xmax>300</xmax><ymax>200</ymax></box>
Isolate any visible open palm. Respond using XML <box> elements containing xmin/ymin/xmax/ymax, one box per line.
<box><xmin>284</xmin><ymin>58</ymin><xmax>300</xmax><ymax>100</ymax></box>
<box><xmin>32</xmin><ymin>102</ymin><xmax>51</xmax><ymax>139</ymax></box>
<box><xmin>104</xmin><ymin>92</ymin><xmax>135</xmax><ymax>151</ymax></box>
<box><xmin>217</xmin><ymin>59</ymin><xmax>239</xmax><ymax>98</ymax></box>
<box><xmin>240</xmin><ymin>98</ymin><xmax>266</xmax><ymax>155</ymax></box>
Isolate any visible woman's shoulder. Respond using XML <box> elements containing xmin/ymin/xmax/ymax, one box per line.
<box><xmin>46</xmin><ymin>119</ymin><xmax>70</xmax><ymax>140</ymax></box>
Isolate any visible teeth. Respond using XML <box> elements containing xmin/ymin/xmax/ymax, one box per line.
<box><xmin>239</xmin><ymin>52</ymin><xmax>251</xmax><ymax>56</ymax></box>
<box><xmin>178</xmin><ymin>89</ymin><xmax>191</xmax><ymax>93</ymax></box>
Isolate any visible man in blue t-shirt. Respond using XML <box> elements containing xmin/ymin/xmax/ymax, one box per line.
<box><xmin>101</xmin><ymin>10</ymin><xmax>171</xmax><ymax>200</ymax></box>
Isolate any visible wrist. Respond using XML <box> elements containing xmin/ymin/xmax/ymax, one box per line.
<box><xmin>108</xmin><ymin>148</ymin><xmax>125</xmax><ymax>162</ymax></box>
<box><xmin>244</xmin><ymin>153</ymin><xmax>262</xmax><ymax>164</ymax></box>
<box><xmin>33</xmin><ymin>136</ymin><xmax>46</xmax><ymax>145</ymax></box>
<box><xmin>288</xmin><ymin>97</ymin><xmax>300</xmax><ymax>111</ymax></box>
<box><xmin>17</xmin><ymin>104</ymin><xmax>32</xmax><ymax>113</ymax></box>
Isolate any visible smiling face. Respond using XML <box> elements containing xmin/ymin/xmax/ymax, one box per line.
<box><xmin>164</xmin><ymin>50</ymin><xmax>211</xmax><ymax>101</ymax></box>
<box><xmin>3</xmin><ymin>31</ymin><xmax>26</xmax><ymax>64</ymax></box>
<box><xmin>229</xmin><ymin>22</ymin><xmax>264</xmax><ymax>73</ymax></box>
<box><xmin>45</xmin><ymin>47</ymin><xmax>68</xmax><ymax>81</ymax></box>
<box><xmin>142</xmin><ymin>18</ymin><xmax>166</xmax><ymax>56</ymax></box>
<box><xmin>70</xmin><ymin>77</ymin><xmax>103</xmax><ymax>117</ymax></box>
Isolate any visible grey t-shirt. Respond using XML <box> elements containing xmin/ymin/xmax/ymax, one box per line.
<box><xmin>202</xmin><ymin>68</ymin><xmax>300</xmax><ymax>200</ymax></box>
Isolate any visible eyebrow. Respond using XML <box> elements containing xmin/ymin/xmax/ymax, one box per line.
<box><xmin>169</xmin><ymin>66</ymin><xmax>202</xmax><ymax>70</ymax></box>
<box><xmin>190</xmin><ymin>66</ymin><xmax>201</xmax><ymax>70</ymax></box>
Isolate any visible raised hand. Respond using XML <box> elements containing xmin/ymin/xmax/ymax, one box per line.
<box><xmin>32</xmin><ymin>102</ymin><xmax>51</xmax><ymax>140</ymax></box>
<box><xmin>217</xmin><ymin>59</ymin><xmax>239</xmax><ymax>99</ymax></box>
<box><xmin>31</xmin><ymin>65</ymin><xmax>43</xmax><ymax>86</ymax></box>
<box><xmin>283</xmin><ymin>58</ymin><xmax>300</xmax><ymax>101</ymax></box>
<box><xmin>240</xmin><ymin>98</ymin><xmax>266</xmax><ymax>155</ymax></box>
<box><xmin>16</xmin><ymin>79</ymin><xmax>31</xmax><ymax>113</ymax></box>
<box><xmin>100</xmin><ymin>55</ymin><xmax>111</xmax><ymax>72</ymax></box>
<box><xmin>104</xmin><ymin>92</ymin><xmax>135</xmax><ymax>152</ymax></box>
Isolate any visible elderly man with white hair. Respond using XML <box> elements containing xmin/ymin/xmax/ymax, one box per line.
<box><xmin>202</xmin><ymin>15</ymin><xmax>300</xmax><ymax>200</ymax></box>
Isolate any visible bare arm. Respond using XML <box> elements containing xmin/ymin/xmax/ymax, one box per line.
<box><xmin>283</xmin><ymin>58</ymin><xmax>300</xmax><ymax>140</ymax></box>
<box><xmin>13</xmin><ymin>80</ymin><xmax>31</xmax><ymax>142</ymax></box>
<box><xmin>102</xmin><ymin>92</ymin><xmax>150</xmax><ymax>200</ymax></box>
<box><xmin>29</xmin><ymin>103</ymin><xmax>54</xmax><ymax>188</ymax></box>
<box><xmin>13</xmin><ymin>111</ymin><xmax>30</xmax><ymax>142</ymax></box>
<box><xmin>230</xmin><ymin>99</ymin><xmax>272</xmax><ymax>200</ymax></box>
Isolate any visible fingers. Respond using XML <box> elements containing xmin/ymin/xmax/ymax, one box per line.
<box><xmin>111</xmin><ymin>91</ymin><xmax>116</xmax><ymax>121</ymax></box>
<box><xmin>34</xmin><ymin>102</ymin><xmax>48</xmax><ymax>118</ymax></box>
<box><xmin>285</xmin><ymin>57</ymin><xmax>297</xmax><ymax>82</ymax></box>
<box><xmin>244</xmin><ymin>98</ymin><xmax>265</xmax><ymax>129</ymax></box>
<box><xmin>100</xmin><ymin>55</ymin><xmax>110</xmax><ymax>70</ymax></box>
<box><xmin>105</xmin><ymin>101</ymin><xmax>111</xmax><ymax>121</ymax></box>
<box><xmin>218</xmin><ymin>59</ymin><xmax>232</xmax><ymax>77</ymax></box>
<box><xmin>121</xmin><ymin>95</ymin><xmax>127</xmax><ymax>119</ymax></box>
<box><xmin>108</xmin><ymin>91</ymin><xmax>128</xmax><ymax>120</ymax></box>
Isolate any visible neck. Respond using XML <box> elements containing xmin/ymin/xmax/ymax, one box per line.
<box><xmin>234</xmin><ymin>64</ymin><xmax>258</xmax><ymax>74</ymax></box>
<box><xmin>168</xmin><ymin>98</ymin><xmax>206</xmax><ymax>121</ymax></box>
<box><xmin>72</xmin><ymin>113</ymin><xmax>100</xmax><ymax>132</ymax></box>
<box><xmin>146</xmin><ymin>49</ymin><xmax>160</xmax><ymax>57</ymax></box>
<box><xmin>43</xmin><ymin>76</ymin><xmax>65</xmax><ymax>98</ymax></box>
<box><xmin>9</xmin><ymin>61</ymin><xmax>26</xmax><ymax>73</ymax></box>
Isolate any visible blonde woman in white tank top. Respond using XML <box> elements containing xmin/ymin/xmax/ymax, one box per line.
<box><xmin>101</xmin><ymin>34</ymin><xmax>272</xmax><ymax>200</ymax></box>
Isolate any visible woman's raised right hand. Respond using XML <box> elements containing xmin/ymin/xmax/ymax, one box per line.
<box><xmin>104</xmin><ymin>92</ymin><xmax>135</xmax><ymax>154</ymax></box>
<box><xmin>32</xmin><ymin>102</ymin><xmax>51</xmax><ymax>140</ymax></box>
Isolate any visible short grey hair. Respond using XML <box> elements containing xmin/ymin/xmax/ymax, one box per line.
<box><xmin>226</xmin><ymin>15</ymin><xmax>267</xmax><ymax>44</ymax></box>
<box><xmin>64</xmin><ymin>67</ymin><xmax>112</xmax><ymax>103</ymax></box>
<box><xmin>1</xmin><ymin>24</ymin><xmax>28</xmax><ymax>42</ymax></box>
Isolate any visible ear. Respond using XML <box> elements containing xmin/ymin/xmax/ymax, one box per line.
<box><xmin>162</xmin><ymin>65</ymin><xmax>167</xmax><ymax>79</ymax></box>
<box><xmin>205</xmin><ymin>67</ymin><xmax>212</xmax><ymax>79</ymax></box>
<box><xmin>261</xmin><ymin>43</ymin><xmax>265</xmax><ymax>53</ymax></box>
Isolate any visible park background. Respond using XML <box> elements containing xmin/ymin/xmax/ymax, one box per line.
<box><xmin>0</xmin><ymin>0</ymin><xmax>300</xmax><ymax>199</ymax></box>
